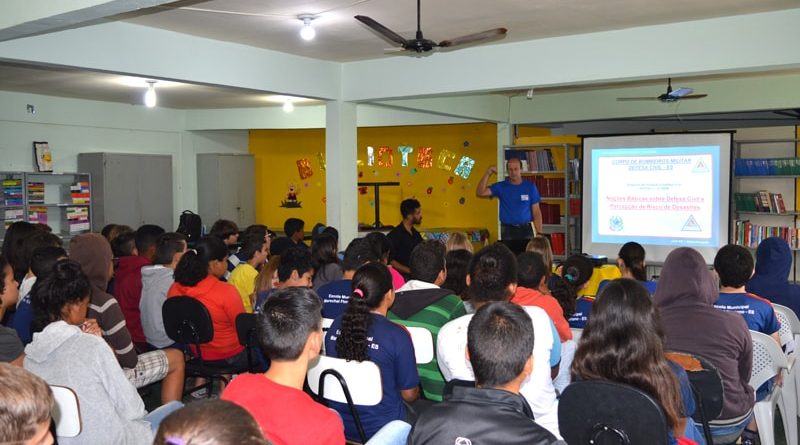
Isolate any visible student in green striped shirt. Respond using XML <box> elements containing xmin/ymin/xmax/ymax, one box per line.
<box><xmin>388</xmin><ymin>240</ymin><xmax>466</xmax><ymax>401</ymax></box>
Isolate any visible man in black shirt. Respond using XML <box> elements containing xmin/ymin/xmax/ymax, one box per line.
<box><xmin>409</xmin><ymin>301</ymin><xmax>563</xmax><ymax>445</ymax></box>
<box><xmin>386</xmin><ymin>199</ymin><xmax>423</xmax><ymax>277</ymax></box>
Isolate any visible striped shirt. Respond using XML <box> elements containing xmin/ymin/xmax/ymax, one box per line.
<box><xmin>88</xmin><ymin>286</ymin><xmax>137</xmax><ymax>369</ymax></box>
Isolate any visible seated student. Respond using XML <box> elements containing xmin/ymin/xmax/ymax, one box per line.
<box><xmin>0</xmin><ymin>362</ymin><xmax>54</xmax><ymax>445</ymax></box>
<box><xmin>655</xmin><ymin>247</ymin><xmax>754</xmax><ymax>445</ymax></box>
<box><xmin>1</xmin><ymin>221</ymin><xmax>37</xmax><ymax>284</ymax></box>
<box><xmin>325</xmin><ymin>263</ymin><xmax>420</xmax><ymax>442</ymax></box>
<box><xmin>548</xmin><ymin>275</ymin><xmax>578</xmax><ymax>331</ymax></box>
<box><xmin>366</xmin><ymin>231</ymin><xmax>405</xmax><ymax>290</ymax></box>
<box><xmin>441</xmin><ymin>249</ymin><xmax>472</xmax><ymax>300</ymax></box>
<box><xmin>747</xmin><ymin>236</ymin><xmax>800</xmax><ymax>318</ymax></box>
<box><xmin>270</xmin><ymin>218</ymin><xmax>307</xmax><ymax>257</ymax></box>
<box><xmin>445</xmin><ymin>231</ymin><xmax>473</xmax><ymax>253</ymax></box>
<box><xmin>222</xmin><ymin>287</ymin><xmax>345</xmax><ymax>444</ymax></box>
<box><xmin>311</xmin><ymin>233</ymin><xmax>343</xmax><ymax>290</ymax></box>
<box><xmin>227</xmin><ymin>224</ymin><xmax>270</xmax><ymax>274</ymax></box>
<box><xmin>209</xmin><ymin>219</ymin><xmax>240</xmax><ymax>249</ymax></box>
<box><xmin>167</xmin><ymin>236</ymin><xmax>247</xmax><ymax>367</ymax></box>
<box><xmin>140</xmin><ymin>233</ymin><xmax>188</xmax><ymax>350</ymax></box>
<box><xmin>526</xmin><ymin>235</ymin><xmax>556</xmax><ymax>292</ymax></box>
<box><xmin>113</xmin><ymin>226</ymin><xmax>164</xmax><ymax>351</ymax></box>
<box><xmin>410</xmin><ymin>302</ymin><xmax>560</xmax><ymax>445</ymax></box>
<box><xmin>437</xmin><ymin>243</ymin><xmax>562</xmax><ymax>439</ymax></box>
<box><xmin>389</xmin><ymin>240</ymin><xmax>467</xmax><ymax>401</ymax></box>
<box><xmin>0</xmin><ymin>255</ymin><xmax>24</xmax><ymax>366</ymax></box>
<box><xmin>512</xmin><ymin>251</ymin><xmax>574</xmax><ymax>393</ymax></box>
<box><xmin>254</xmin><ymin>246</ymin><xmax>313</xmax><ymax>311</ymax></box>
<box><xmin>561</xmin><ymin>254</ymin><xmax>595</xmax><ymax>329</ymax></box>
<box><xmin>598</xmin><ymin>241</ymin><xmax>657</xmax><ymax>294</ymax></box>
<box><xmin>715</xmin><ymin>243</ymin><xmax>782</xmax><ymax>439</ymax></box>
<box><xmin>229</xmin><ymin>234</ymin><xmax>270</xmax><ymax>313</ymax></box>
<box><xmin>25</xmin><ymin>260</ymin><xmax>182</xmax><ymax>445</ymax></box>
<box><xmin>70</xmin><ymin>233</ymin><xmax>185</xmax><ymax>404</ymax></box>
<box><xmin>154</xmin><ymin>400</ymin><xmax>270</xmax><ymax>445</ymax></box>
<box><xmin>17</xmin><ymin>231</ymin><xmax>62</xmax><ymax>302</ymax></box>
<box><xmin>12</xmin><ymin>246</ymin><xmax>66</xmax><ymax>345</ymax></box>
<box><xmin>573</xmin><ymin>279</ymin><xmax>703</xmax><ymax>445</ymax></box>
<box><xmin>317</xmin><ymin>238</ymin><xmax>378</xmax><ymax>320</ymax></box>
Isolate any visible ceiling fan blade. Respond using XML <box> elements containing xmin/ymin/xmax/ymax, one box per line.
<box><xmin>669</xmin><ymin>87</ymin><xmax>694</xmax><ymax>98</ymax></box>
<box><xmin>355</xmin><ymin>15</ymin><xmax>408</xmax><ymax>46</ymax></box>
<box><xmin>616</xmin><ymin>97</ymin><xmax>658</xmax><ymax>101</ymax></box>
<box><xmin>680</xmin><ymin>94</ymin><xmax>708</xmax><ymax>100</ymax></box>
<box><xmin>438</xmin><ymin>28</ymin><xmax>507</xmax><ymax>48</ymax></box>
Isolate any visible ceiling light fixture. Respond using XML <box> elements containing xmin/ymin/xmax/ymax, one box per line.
<box><xmin>144</xmin><ymin>80</ymin><xmax>157</xmax><ymax>108</ymax></box>
<box><xmin>282</xmin><ymin>99</ymin><xmax>295</xmax><ymax>112</ymax></box>
<box><xmin>298</xmin><ymin>14</ymin><xmax>316</xmax><ymax>41</ymax></box>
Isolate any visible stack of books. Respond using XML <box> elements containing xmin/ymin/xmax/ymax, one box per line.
<box><xmin>526</xmin><ymin>176</ymin><xmax>565</xmax><ymax>198</ymax></box>
<box><xmin>28</xmin><ymin>206</ymin><xmax>48</xmax><ymax>224</ymax></box>
<box><xmin>27</xmin><ymin>182</ymin><xmax>45</xmax><ymax>204</ymax></box>
<box><xmin>3</xmin><ymin>208</ymin><xmax>24</xmax><ymax>229</ymax></box>
<box><xmin>70</xmin><ymin>181</ymin><xmax>90</xmax><ymax>204</ymax></box>
<box><xmin>734</xmin><ymin>220</ymin><xmax>799</xmax><ymax>249</ymax></box>
<box><xmin>505</xmin><ymin>149</ymin><xmax>557</xmax><ymax>172</ymax></box>
<box><xmin>734</xmin><ymin>191</ymin><xmax>787</xmax><ymax>213</ymax></box>
<box><xmin>66</xmin><ymin>206</ymin><xmax>90</xmax><ymax>233</ymax></box>
<box><xmin>2</xmin><ymin>179</ymin><xmax>23</xmax><ymax>206</ymax></box>
<box><xmin>539</xmin><ymin>202</ymin><xmax>562</xmax><ymax>224</ymax></box>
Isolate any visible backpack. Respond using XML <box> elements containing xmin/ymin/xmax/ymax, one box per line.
<box><xmin>177</xmin><ymin>210</ymin><xmax>202</xmax><ymax>245</ymax></box>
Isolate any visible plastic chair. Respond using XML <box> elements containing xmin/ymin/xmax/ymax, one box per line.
<box><xmin>235</xmin><ymin>312</ymin><xmax>260</xmax><ymax>372</ymax></box>
<box><xmin>750</xmin><ymin>330</ymin><xmax>793</xmax><ymax>445</ymax></box>
<box><xmin>163</xmin><ymin>296</ymin><xmax>248</xmax><ymax>397</ymax></box>
<box><xmin>406</xmin><ymin>326</ymin><xmax>434</xmax><ymax>364</ymax></box>
<box><xmin>571</xmin><ymin>327</ymin><xmax>583</xmax><ymax>343</ymax></box>
<box><xmin>767</xmin><ymin>305</ymin><xmax>799</xmax><ymax>445</ymax></box>
<box><xmin>50</xmin><ymin>385</ymin><xmax>81</xmax><ymax>438</ymax></box>
<box><xmin>306</xmin><ymin>355</ymin><xmax>383</xmax><ymax>444</ymax></box>
<box><xmin>559</xmin><ymin>380</ymin><xmax>669</xmax><ymax>445</ymax></box>
<box><xmin>322</xmin><ymin>317</ymin><xmax>334</xmax><ymax>332</ymax></box>
<box><xmin>665</xmin><ymin>351</ymin><xmax>724</xmax><ymax>445</ymax></box>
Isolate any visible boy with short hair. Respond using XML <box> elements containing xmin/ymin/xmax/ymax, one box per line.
<box><xmin>254</xmin><ymin>246</ymin><xmax>313</xmax><ymax>311</ymax></box>
<box><xmin>0</xmin><ymin>362</ymin><xmax>54</xmax><ymax>445</ymax></box>
<box><xmin>270</xmin><ymin>218</ymin><xmax>307</xmax><ymax>256</ymax></box>
<box><xmin>229</xmin><ymin>234</ymin><xmax>270</xmax><ymax>313</ymax></box>
<box><xmin>410</xmin><ymin>302</ymin><xmax>561</xmax><ymax>445</ymax></box>
<box><xmin>316</xmin><ymin>238</ymin><xmax>379</xmax><ymax>319</ymax></box>
<box><xmin>222</xmin><ymin>287</ymin><xmax>344</xmax><ymax>444</ymax></box>
<box><xmin>140</xmin><ymin>232</ymin><xmax>188</xmax><ymax>350</ymax></box>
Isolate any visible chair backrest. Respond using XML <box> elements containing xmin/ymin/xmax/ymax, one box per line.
<box><xmin>559</xmin><ymin>380</ymin><xmax>669</xmax><ymax>445</ymax></box>
<box><xmin>772</xmin><ymin>304</ymin><xmax>800</xmax><ymax>354</ymax></box>
<box><xmin>750</xmin><ymin>330</ymin><xmax>789</xmax><ymax>390</ymax></box>
<box><xmin>322</xmin><ymin>317</ymin><xmax>334</xmax><ymax>331</ymax></box>
<box><xmin>306</xmin><ymin>355</ymin><xmax>383</xmax><ymax>406</ymax></box>
<box><xmin>50</xmin><ymin>385</ymin><xmax>81</xmax><ymax>438</ymax></box>
<box><xmin>571</xmin><ymin>327</ymin><xmax>583</xmax><ymax>342</ymax></box>
<box><xmin>235</xmin><ymin>313</ymin><xmax>257</xmax><ymax>347</ymax></box>
<box><xmin>406</xmin><ymin>326</ymin><xmax>434</xmax><ymax>364</ymax></box>
<box><xmin>162</xmin><ymin>296</ymin><xmax>214</xmax><ymax>345</ymax></box>
<box><xmin>665</xmin><ymin>351</ymin><xmax>724</xmax><ymax>424</ymax></box>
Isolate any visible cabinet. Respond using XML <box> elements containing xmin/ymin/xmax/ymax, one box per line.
<box><xmin>1</xmin><ymin>171</ymin><xmax>91</xmax><ymax>240</ymax></box>
<box><xmin>502</xmin><ymin>143</ymin><xmax>582</xmax><ymax>259</ymax></box>
<box><xmin>731</xmin><ymin>139</ymin><xmax>800</xmax><ymax>279</ymax></box>
<box><xmin>78</xmin><ymin>153</ymin><xmax>173</xmax><ymax>231</ymax></box>
<box><xmin>197</xmin><ymin>154</ymin><xmax>255</xmax><ymax>227</ymax></box>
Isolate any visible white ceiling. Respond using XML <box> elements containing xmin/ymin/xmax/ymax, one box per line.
<box><xmin>118</xmin><ymin>0</ymin><xmax>799</xmax><ymax>62</ymax></box>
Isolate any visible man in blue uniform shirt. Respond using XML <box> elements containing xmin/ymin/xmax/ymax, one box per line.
<box><xmin>476</xmin><ymin>158</ymin><xmax>542</xmax><ymax>253</ymax></box>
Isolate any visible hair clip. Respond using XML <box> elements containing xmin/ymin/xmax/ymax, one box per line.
<box><xmin>564</xmin><ymin>273</ymin><xmax>575</xmax><ymax>282</ymax></box>
<box><xmin>165</xmin><ymin>437</ymin><xmax>187</xmax><ymax>445</ymax></box>
<box><xmin>353</xmin><ymin>288</ymin><xmax>364</xmax><ymax>298</ymax></box>
<box><xmin>188</xmin><ymin>249</ymin><xmax>198</xmax><ymax>255</ymax></box>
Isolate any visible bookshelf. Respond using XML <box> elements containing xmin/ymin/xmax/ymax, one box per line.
<box><xmin>1</xmin><ymin>172</ymin><xmax>92</xmax><ymax>241</ymax></box>
<box><xmin>503</xmin><ymin>143</ymin><xmax>582</xmax><ymax>258</ymax></box>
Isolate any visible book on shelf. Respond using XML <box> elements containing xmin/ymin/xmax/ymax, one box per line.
<box><xmin>70</xmin><ymin>181</ymin><xmax>90</xmax><ymax>204</ymax></box>
<box><xmin>736</xmin><ymin>191</ymin><xmax>789</xmax><ymax>214</ymax></box>
<box><xmin>65</xmin><ymin>206</ymin><xmax>90</xmax><ymax>233</ymax></box>
<box><xmin>525</xmin><ymin>176</ymin><xmax>565</xmax><ymax>197</ymax></box>
<box><xmin>28</xmin><ymin>206</ymin><xmax>48</xmax><ymax>224</ymax></box>
<box><xmin>27</xmin><ymin>181</ymin><xmax>45</xmax><ymax>204</ymax></box>
<box><xmin>734</xmin><ymin>220</ymin><xmax>799</xmax><ymax>249</ymax></box>
<box><xmin>2</xmin><ymin>179</ymin><xmax>23</xmax><ymax>206</ymax></box>
<box><xmin>505</xmin><ymin>149</ymin><xmax>556</xmax><ymax>172</ymax></box>
<box><xmin>3</xmin><ymin>208</ymin><xmax>24</xmax><ymax>229</ymax></box>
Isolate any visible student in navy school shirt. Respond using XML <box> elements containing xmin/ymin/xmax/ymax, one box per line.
<box><xmin>324</xmin><ymin>262</ymin><xmax>419</xmax><ymax>442</ymax></box>
<box><xmin>560</xmin><ymin>255</ymin><xmax>595</xmax><ymax>329</ymax></box>
<box><xmin>316</xmin><ymin>238</ymin><xmax>378</xmax><ymax>320</ymax></box>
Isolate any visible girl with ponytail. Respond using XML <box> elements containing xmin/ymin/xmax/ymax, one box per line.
<box><xmin>324</xmin><ymin>262</ymin><xmax>419</xmax><ymax>442</ymax></box>
<box><xmin>168</xmin><ymin>236</ymin><xmax>246</xmax><ymax>364</ymax></box>
<box><xmin>599</xmin><ymin>242</ymin><xmax>658</xmax><ymax>295</ymax></box>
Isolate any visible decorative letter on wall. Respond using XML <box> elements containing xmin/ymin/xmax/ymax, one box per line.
<box><xmin>296</xmin><ymin>159</ymin><xmax>313</xmax><ymax>179</ymax></box>
<box><xmin>417</xmin><ymin>147</ymin><xmax>433</xmax><ymax>168</ymax></box>
<box><xmin>437</xmin><ymin>149</ymin><xmax>457</xmax><ymax>171</ymax></box>
<box><xmin>454</xmin><ymin>156</ymin><xmax>476</xmax><ymax>179</ymax></box>
<box><xmin>367</xmin><ymin>146</ymin><xmax>375</xmax><ymax>166</ymax></box>
<box><xmin>398</xmin><ymin>146</ymin><xmax>413</xmax><ymax>167</ymax></box>
<box><xmin>377</xmin><ymin>146</ymin><xmax>394</xmax><ymax>167</ymax></box>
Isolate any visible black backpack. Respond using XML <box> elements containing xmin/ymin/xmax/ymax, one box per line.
<box><xmin>177</xmin><ymin>210</ymin><xmax>202</xmax><ymax>245</ymax></box>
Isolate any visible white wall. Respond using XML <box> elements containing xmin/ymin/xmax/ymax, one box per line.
<box><xmin>0</xmin><ymin>90</ymin><xmax>249</xmax><ymax>229</ymax></box>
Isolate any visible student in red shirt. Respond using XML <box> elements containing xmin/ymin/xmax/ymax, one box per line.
<box><xmin>222</xmin><ymin>287</ymin><xmax>344</xmax><ymax>445</ymax></box>
<box><xmin>511</xmin><ymin>252</ymin><xmax>571</xmax><ymax>342</ymax></box>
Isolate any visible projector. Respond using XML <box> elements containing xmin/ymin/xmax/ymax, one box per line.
<box><xmin>585</xmin><ymin>254</ymin><xmax>608</xmax><ymax>267</ymax></box>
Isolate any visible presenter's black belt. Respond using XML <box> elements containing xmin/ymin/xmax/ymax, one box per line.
<box><xmin>501</xmin><ymin>223</ymin><xmax>530</xmax><ymax>227</ymax></box>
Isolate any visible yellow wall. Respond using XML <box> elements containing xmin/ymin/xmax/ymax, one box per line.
<box><xmin>249</xmin><ymin>123</ymin><xmax>501</xmax><ymax>242</ymax></box>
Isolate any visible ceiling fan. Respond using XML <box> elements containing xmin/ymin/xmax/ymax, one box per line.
<box><xmin>617</xmin><ymin>78</ymin><xmax>708</xmax><ymax>103</ymax></box>
<box><xmin>355</xmin><ymin>0</ymin><xmax>507</xmax><ymax>54</ymax></box>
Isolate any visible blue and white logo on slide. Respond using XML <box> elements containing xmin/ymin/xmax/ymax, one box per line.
<box><xmin>609</xmin><ymin>215</ymin><xmax>623</xmax><ymax>231</ymax></box>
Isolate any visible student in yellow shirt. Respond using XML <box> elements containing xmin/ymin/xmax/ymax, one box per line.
<box><xmin>229</xmin><ymin>234</ymin><xmax>270</xmax><ymax>312</ymax></box>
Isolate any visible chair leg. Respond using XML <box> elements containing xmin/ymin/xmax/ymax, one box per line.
<box><xmin>754</xmin><ymin>401</ymin><xmax>776</xmax><ymax>445</ymax></box>
<box><xmin>778</xmin><ymin>388</ymin><xmax>798</xmax><ymax>445</ymax></box>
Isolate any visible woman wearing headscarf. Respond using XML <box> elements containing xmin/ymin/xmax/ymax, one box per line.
<box><xmin>654</xmin><ymin>247</ymin><xmax>754</xmax><ymax>444</ymax></box>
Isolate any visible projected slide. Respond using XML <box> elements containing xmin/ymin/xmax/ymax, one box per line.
<box><xmin>593</xmin><ymin>146</ymin><xmax>718</xmax><ymax>246</ymax></box>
